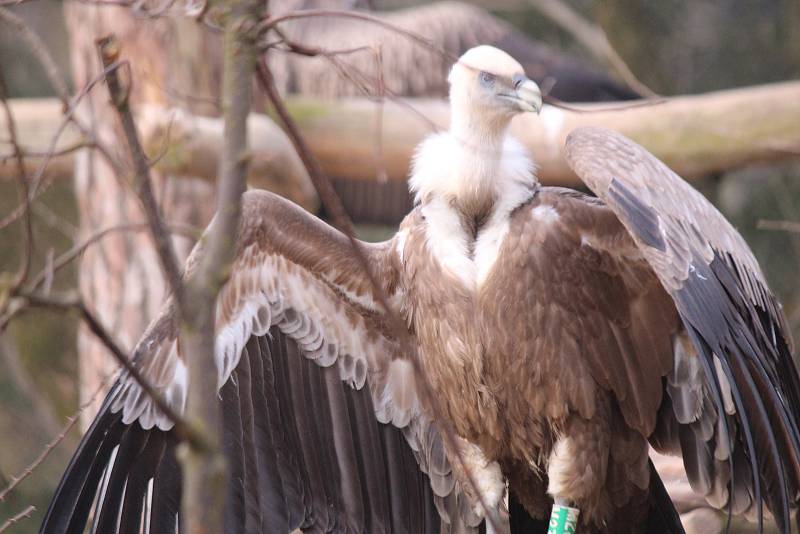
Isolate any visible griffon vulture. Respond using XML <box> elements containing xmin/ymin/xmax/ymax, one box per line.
<box><xmin>42</xmin><ymin>46</ymin><xmax>800</xmax><ymax>534</ymax></box>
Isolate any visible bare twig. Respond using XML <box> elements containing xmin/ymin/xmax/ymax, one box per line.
<box><xmin>524</xmin><ymin>0</ymin><xmax>658</xmax><ymax>98</ymax></box>
<box><xmin>256</xmin><ymin>59</ymin><xmax>499</xmax><ymax>528</ymax></box>
<box><xmin>0</xmin><ymin>505</ymin><xmax>35</xmax><ymax>533</ymax></box>
<box><xmin>18</xmin><ymin>290</ymin><xmax>204</xmax><ymax>448</ymax></box>
<box><xmin>0</xmin><ymin>366</ymin><xmax>116</xmax><ymax>503</ymax></box>
<box><xmin>27</xmin><ymin>221</ymin><xmax>199</xmax><ymax>293</ymax></box>
<box><xmin>0</xmin><ymin>7</ymin><xmax>70</xmax><ymax>103</ymax></box>
<box><xmin>0</xmin><ymin>335</ymin><xmax>62</xmax><ymax>445</ymax></box>
<box><xmin>542</xmin><ymin>93</ymin><xmax>667</xmax><ymax>113</ymax></box>
<box><xmin>0</xmin><ymin>7</ymin><xmax>122</xmax><ymax>200</ymax></box>
<box><xmin>0</xmin><ymin>417</ymin><xmax>77</xmax><ymax>503</ymax></box>
<box><xmin>371</xmin><ymin>45</ymin><xmax>388</xmax><ymax>182</ymax></box>
<box><xmin>0</xmin><ymin>61</ymin><xmax>126</xmax><ymax>233</ymax></box>
<box><xmin>758</xmin><ymin>220</ymin><xmax>800</xmax><ymax>234</ymax></box>
<box><xmin>0</xmin><ymin>67</ymin><xmax>33</xmax><ymax>290</ymax></box>
<box><xmin>260</xmin><ymin>9</ymin><xmax>455</xmax><ymax>63</ymax></box>
<box><xmin>263</xmin><ymin>26</ymin><xmax>375</xmax><ymax>59</ymax></box>
<box><xmin>0</xmin><ymin>140</ymin><xmax>95</xmax><ymax>163</ymax></box>
<box><xmin>30</xmin><ymin>202</ymin><xmax>80</xmax><ymax>240</ymax></box>
<box><xmin>96</xmin><ymin>35</ymin><xmax>184</xmax><ymax>303</ymax></box>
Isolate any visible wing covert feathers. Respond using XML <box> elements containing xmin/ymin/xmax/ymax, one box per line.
<box><xmin>566</xmin><ymin>127</ymin><xmax>800</xmax><ymax>532</ymax></box>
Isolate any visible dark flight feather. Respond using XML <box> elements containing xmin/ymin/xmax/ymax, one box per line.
<box><xmin>41</xmin><ymin>328</ymin><xmax>459</xmax><ymax>534</ymax></box>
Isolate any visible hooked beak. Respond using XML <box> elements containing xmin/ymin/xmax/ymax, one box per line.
<box><xmin>504</xmin><ymin>74</ymin><xmax>543</xmax><ymax>114</ymax></box>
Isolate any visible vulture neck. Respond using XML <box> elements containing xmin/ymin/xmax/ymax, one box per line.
<box><xmin>447</xmin><ymin>111</ymin><xmax>513</xmax><ymax>220</ymax></box>
<box><xmin>410</xmin><ymin>107</ymin><xmax>536</xmax><ymax>233</ymax></box>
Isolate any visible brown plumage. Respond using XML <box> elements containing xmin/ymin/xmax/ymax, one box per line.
<box><xmin>269</xmin><ymin>1</ymin><xmax>639</xmax><ymax>102</ymax></box>
<box><xmin>43</xmin><ymin>46</ymin><xmax>800</xmax><ymax>534</ymax></box>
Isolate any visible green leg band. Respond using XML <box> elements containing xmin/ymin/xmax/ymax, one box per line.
<box><xmin>547</xmin><ymin>503</ymin><xmax>580</xmax><ymax>534</ymax></box>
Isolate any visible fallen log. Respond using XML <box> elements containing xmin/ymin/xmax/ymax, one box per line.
<box><xmin>2</xmin><ymin>81</ymin><xmax>800</xmax><ymax>190</ymax></box>
<box><xmin>286</xmin><ymin>81</ymin><xmax>800</xmax><ymax>186</ymax></box>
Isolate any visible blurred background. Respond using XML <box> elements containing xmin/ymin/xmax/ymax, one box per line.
<box><xmin>1</xmin><ymin>0</ymin><xmax>799</xmax><ymax>531</ymax></box>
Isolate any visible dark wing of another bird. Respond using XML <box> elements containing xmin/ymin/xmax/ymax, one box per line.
<box><xmin>269</xmin><ymin>1</ymin><xmax>638</xmax><ymax>102</ymax></box>
<box><xmin>565</xmin><ymin>127</ymin><xmax>800</xmax><ymax>532</ymax></box>
<box><xmin>40</xmin><ymin>190</ymin><xmax>498</xmax><ymax>534</ymax></box>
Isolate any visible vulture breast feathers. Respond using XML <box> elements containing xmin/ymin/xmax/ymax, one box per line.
<box><xmin>42</xmin><ymin>46</ymin><xmax>800</xmax><ymax>534</ymax></box>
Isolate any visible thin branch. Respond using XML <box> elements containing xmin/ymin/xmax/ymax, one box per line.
<box><xmin>18</xmin><ymin>290</ymin><xmax>205</xmax><ymax>448</ymax></box>
<box><xmin>0</xmin><ymin>67</ymin><xmax>33</xmax><ymax>290</ymax></box>
<box><xmin>0</xmin><ymin>61</ymin><xmax>125</xmax><ymax>232</ymax></box>
<box><xmin>96</xmin><ymin>35</ymin><xmax>184</xmax><ymax>303</ymax></box>
<box><xmin>260</xmin><ymin>9</ymin><xmax>455</xmax><ymax>63</ymax></box>
<box><xmin>370</xmin><ymin>45</ymin><xmax>388</xmax><ymax>183</ymax></box>
<box><xmin>758</xmin><ymin>220</ymin><xmax>800</xmax><ymax>234</ymax></box>
<box><xmin>266</xmin><ymin>34</ymin><xmax>448</xmax><ymax>134</ymax></box>
<box><xmin>0</xmin><ymin>366</ymin><xmax>116</xmax><ymax>503</ymax></box>
<box><xmin>27</xmin><ymin>221</ymin><xmax>199</xmax><ymax>293</ymax></box>
<box><xmin>256</xmin><ymin>59</ymin><xmax>500</xmax><ymax>528</ymax></box>
<box><xmin>0</xmin><ymin>505</ymin><xmax>35</xmax><ymax>533</ymax></box>
<box><xmin>263</xmin><ymin>26</ymin><xmax>375</xmax><ymax>59</ymax></box>
<box><xmin>0</xmin><ymin>7</ymin><xmax>70</xmax><ymax>103</ymax></box>
<box><xmin>0</xmin><ymin>7</ymin><xmax>124</xmax><ymax>201</ymax></box>
<box><xmin>0</xmin><ymin>140</ymin><xmax>95</xmax><ymax>163</ymax></box>
<box><xmin>0</xmin><ymin>417</ymin><xmax>77</xmax><ymax>503</ymax></box>
<box><xmin>30</xmin><ymin>202</ymin><xmax>79</xmax><ymax>240</ymax></box>
<box><xmin>0</xmin><ymin>335</ymin><xmax>62</xmax><ymax>446</ymax></box>
<box><xmin>524</xmin><ymin>0</ymin><xmax>657</xmax><ymax>98</ymax></box>
<box><xmin>542</xmin><ymin>93</ymin><xmax>667</xmax><ymax>113</ymax></box>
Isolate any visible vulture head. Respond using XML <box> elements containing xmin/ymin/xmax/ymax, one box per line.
<box><xmin>448</xmin><ymin>45</ymin><xmax>543</xmax><ymax>133</ymax></box>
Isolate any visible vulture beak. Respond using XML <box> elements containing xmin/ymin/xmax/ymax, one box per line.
<box><xmin>509</xmin><ymin>74</ymin><xmax>543</xmax><ymax>114</ymax></box>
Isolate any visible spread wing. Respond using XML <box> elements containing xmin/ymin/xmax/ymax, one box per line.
<box><xmin>41</xmin><ymin>190</ymin><xmax>499</xmax><ymax>534</ymax></box>
<box><xmin>564</xmin><ymin>127</ymin><xmax>800</xmax><ymax>531</ymax></box>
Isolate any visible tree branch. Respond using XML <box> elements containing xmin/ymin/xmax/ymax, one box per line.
<box><xmin>16</xmin><ymin>290</ymin><xmax>204</xmax><ymax>448</ymax></box>
<box><xmin>259</xmin><ymin>8</ymin><xmax>453</xmax><ymax>62</ymax></box>
<box><xmin>0</xmin><ymin>335</ymin><xmax>62</xmax><ymax>446</ymax></box>
<box><xmin>27</xmin><ymin>221</ymin><xmax>199</xmax><ymax>293</ymax></box>
<box><xmin>0</xmin><ymin>62</ymin><xmax>126</xmax><ymax>232</ymax></box>
<box><xmin>0</xmin><ymin>365</ymin><xmax>115</xmax><ymax>503</ymax></box>
<box><xmin>524</xmin><ymin>0</ymin><xmax>657</xmax><ymax>97</ymax></box>
<box><xmin>96</xmin><ymin>35</ymin><xmax>184</xmax><ymax>303</ymax></box>
<box><xmin>8</xmin><ymin>81</ymin><xmax>799</xmax><ymax>190</ymax></box>
<box><xmin>0</xmin><ymin>504</ymin><xmax>35</xmax><ymax>533</ymax></box>
<box><xmin>177</xmin><ymin>0</ymin><xmax>262</xmax><ymax>530</ymax></box>
<box><xmin>758</xmin><ymin>220</ymin><xmax>800</xmax><ymax>234</ymax></box>
<box><xmin>0</xmin><ymin>67</ymin><xmax>33</xmax><ymax>290</ymax></box>
<box><xmin>0</xmin><ymin>7</ymin><xmax>70</xmax><ymax>103</ymax></box>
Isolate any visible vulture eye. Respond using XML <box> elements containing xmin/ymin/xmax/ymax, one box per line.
<box><xmin>479</xmin><ymin>71</ymin><xmax>496</xmax><ymax>87</ymax></box>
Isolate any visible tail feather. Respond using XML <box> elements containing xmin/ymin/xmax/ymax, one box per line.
<box><xmin>645</xmin><ymin>459</ymin><xmax>685</xmax><ymax>534</ymax></box>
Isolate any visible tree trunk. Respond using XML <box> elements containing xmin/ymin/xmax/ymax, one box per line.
<box><xmin>64</xmin><ymin>6</ymin><xmax>219</xmax><ymax>427</ymax></box>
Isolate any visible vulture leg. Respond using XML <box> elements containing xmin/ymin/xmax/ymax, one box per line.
<box><xmin>545</xmin><ymin>412</ymin><xmax>611</xmax><ymax>524</ymax></box>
